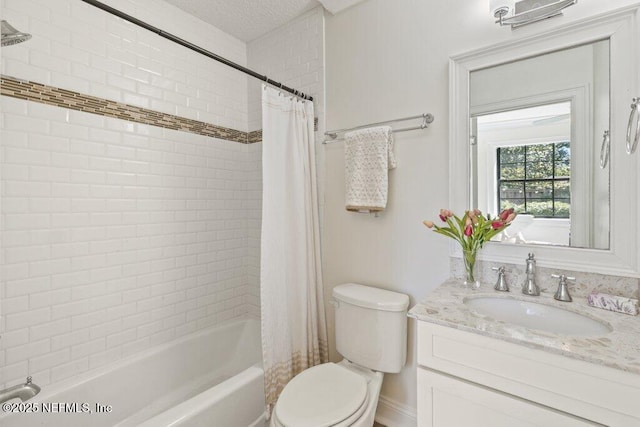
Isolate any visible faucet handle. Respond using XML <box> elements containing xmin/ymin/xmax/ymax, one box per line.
<box><xmin>551</xmin><ymin>274</ymin><xmax>575</xmax><ymax>302</ymax></box>
<box><xmin>550</xmin><ymin>274</ymin><xmax>576</xmax><ymax>281</ymax></box>
<box><xmin>492</xmin><ymin>266</ymin><xmax>509</xmax><ymax>292</ymax></box>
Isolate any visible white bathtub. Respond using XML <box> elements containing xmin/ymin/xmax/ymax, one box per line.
<box><xmin>0</xmin><ymin>318</ymin><xmax>266</xmax><ymax>427</ymax></box>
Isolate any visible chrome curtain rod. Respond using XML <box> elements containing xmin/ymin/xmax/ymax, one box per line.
<box><xmin>80</xmin><ymin>0</ymin><xmax>313</xmax><ymax>101</ymax></box>
<box><xmin>323</xmin><ymin>113</ymin><xmax>434</xmax><ymax>143</ymax></box>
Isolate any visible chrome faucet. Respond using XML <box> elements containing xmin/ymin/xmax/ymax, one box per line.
<box><xmin>551</xmin><ymin>274</ymin><xmax>575</xmax><ymax>302</ymax></box>
<box><xmin>522</xmin><ymin>253</ymin><xmax>540</xmax><ymax>296</ymax></box>
<box><xmin>0</xmin><ymin>377</ymin><xmax>40</xmax><ymax>404</ymax></box>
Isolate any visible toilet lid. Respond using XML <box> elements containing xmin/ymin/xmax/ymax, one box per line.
<box><xmin>275</xmin><ymin>363</ymin><xmax>368</xmax><ymax>427</ymax></box>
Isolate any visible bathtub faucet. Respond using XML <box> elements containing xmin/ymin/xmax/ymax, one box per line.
<box><xmin>0</xmin><ymin>377</ymin><xmax>41</xmax><ymax>404</ymax></box>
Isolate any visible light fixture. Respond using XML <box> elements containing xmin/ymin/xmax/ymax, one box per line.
<box><xmin>1</xmin><ymin>20</ymin><xmax>32</xmax><ymax>46</ymax></box>
<box><xmin>491</xmin><ymin>0</ymin><xmax>577</xmax><ymax>29</ymax></box>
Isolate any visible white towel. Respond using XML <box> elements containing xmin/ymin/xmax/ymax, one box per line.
<box><xmin>344</xmin><ymin>126</ymin><xmax>396</xmax><ymax>212</ymax></box>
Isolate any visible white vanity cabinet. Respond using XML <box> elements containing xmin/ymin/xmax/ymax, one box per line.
<box><xmin>417</xmin><ymin>370</ymin><xmax>598</xmax><ymax>426</ymax></box>
<box><xmin>416</xmin><ymin>321</ymin><xmax>640</xmax><ymax>427</ymax></box>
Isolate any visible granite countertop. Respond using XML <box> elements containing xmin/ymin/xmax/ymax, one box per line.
<box><xmin>408</xmin><ymin>279</ymin><xmax>640</xmax><ymax>375</ymax></box>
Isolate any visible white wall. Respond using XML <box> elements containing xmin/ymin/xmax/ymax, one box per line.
<box><xmin>323</xmin><ymin>0</ymin><xmax>640</xmax><ymax>421</ymax></box>
<box><xmin>0</xmin><ymin>0</ymin><xmax>254</xmax><ymax>389</ymax></box>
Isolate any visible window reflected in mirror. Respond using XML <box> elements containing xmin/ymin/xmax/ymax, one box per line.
<box><xmin>474</xmin><ymin>102</ymin><xmax>573</xmax><ymax>246</ymax></box>
<box><xmin>498</xmin><ymin>141</ymin><xmax>571</xmax><ymax>218</ymax></box>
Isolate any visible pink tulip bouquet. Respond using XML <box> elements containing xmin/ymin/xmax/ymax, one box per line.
<box><xmin>423</xmin><ymin>208</ymin><xmax>516</xmax><ymax>287</ymax></box>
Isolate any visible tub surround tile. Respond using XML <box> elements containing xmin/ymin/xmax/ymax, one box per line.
<box><xmin>1</xmin><ymin>75</ymin><xmax>250</xmax><ymax>144</ymax></box>
<box><xmin>0</xmin><ymin>0</ymin><xmax>262</xmax><ymax>393</ymax></box>
<box><xmin>409</xmin><ymin>280</ymin><xmax>640</xmax><ymax>375</ymax></box>
<box><xmin>247</xmin><ymin>130</ymin><xmax>263</xmax><ymax>143</ymax></box>
<box><xmin>0</xmin><ymin>95</ymin><xmax>256</xmax><ymax>388</ymax></box>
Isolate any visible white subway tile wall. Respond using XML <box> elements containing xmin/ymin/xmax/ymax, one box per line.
<box><xmin>1</xmin><ymin>96</ymin><xmax>258</xmax><ymax>388</ymax></box>
<box><xmin>1</xmin><ymin>0</ymin><xmax>248</xmax><ymax>132</ymax></box>
<box><xmin>1</xmin><ymin>0</ymin><xmax>256</xmax><ymax>389</ymax></box>
<box><xmin>243</xmin><ymin>143</ymin><xmax>262</xmax><ymax>318</ymax></box>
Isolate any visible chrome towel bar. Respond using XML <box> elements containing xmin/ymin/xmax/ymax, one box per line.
<box><xmin>323</xmin><ymin>113</ymin><xmax>434</xmax><ymax>143</ymax></box>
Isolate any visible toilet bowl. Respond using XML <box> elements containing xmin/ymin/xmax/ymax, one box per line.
<box><xmin>270</xmin><ymin>283</ymin><xmax>409</xmax><ymax>427</ymax></box>
<box><xmin>270</xmin><ymin>360</ymin><xmax>383</xmax><ymax>427</ymax></box>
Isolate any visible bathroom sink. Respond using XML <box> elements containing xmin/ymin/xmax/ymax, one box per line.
<box><xmin>464</xmin><ymin>297</ymin><xmax>612</xmax><ymax>336</ymax></box>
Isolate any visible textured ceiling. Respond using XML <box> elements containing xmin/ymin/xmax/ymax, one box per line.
<box><xmin>164</xmin><ymin>0</ymin><xmax>322</xmax><ymax>42</ymax></box>
<box><xmin>318</xmin><ymin>0</ymin><xmax>367</xmax><ymax>14</ymax></box>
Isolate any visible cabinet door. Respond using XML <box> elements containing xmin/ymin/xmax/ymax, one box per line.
<box><xmin>417</xmin><ymin>368</ymin><xmax>602</xmax><ymax>427</ymax></box>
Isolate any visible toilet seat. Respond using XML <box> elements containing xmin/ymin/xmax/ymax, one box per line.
<box><xmin>274</xmin><ymin>362</ymin><xmax>369</xmax><ymax>427</ymax></box>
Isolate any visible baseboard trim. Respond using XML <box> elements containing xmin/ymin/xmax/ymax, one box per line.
<box><xmin>375</xmin><ymin>395</ymin><xmax>417</xmax><ymax>427</ymax></box>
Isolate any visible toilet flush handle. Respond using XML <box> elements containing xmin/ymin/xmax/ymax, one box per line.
<box><xmin>329</xmin><ymin>299</ymin><xmax>340</xmax><ymax>308</ymax></box>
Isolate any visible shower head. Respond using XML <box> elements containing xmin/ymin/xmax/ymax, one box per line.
<box><xmin>1</xmin><ymin>20</ymin><xmax>32</xmax><ymax>46</ymax></box>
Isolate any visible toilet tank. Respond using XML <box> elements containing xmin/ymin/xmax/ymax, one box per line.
<box><xmin>332</xmin><ymin>283</ymin><xmax>409</xmax><ymax>373</ymax></box>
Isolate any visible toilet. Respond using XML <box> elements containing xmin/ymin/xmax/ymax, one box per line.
<box><xmin>270</xmin><ymin>283</ymin><xmax>410</xmax><ymax>427</ymax></box>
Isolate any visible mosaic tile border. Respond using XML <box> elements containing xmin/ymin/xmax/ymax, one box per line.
<box><xmin>247</xmin><ymin>130</ymin><xmax>262</xmax><ymax>144</ymax></box>
<box><xmin>1</xmin><ymin>75</ymin><xmax>260</xmax><ymax>143</ymax></box>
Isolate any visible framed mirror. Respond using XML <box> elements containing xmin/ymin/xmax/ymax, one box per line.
<box><xmin>449</xmin><ymin>6</ymin><xmax>640</xmax><ymax>276</ymax></box>
<box><xmin>469</xmin><ymin>39</ymin><xmax>609</xmax><ymax>250</ymax></box>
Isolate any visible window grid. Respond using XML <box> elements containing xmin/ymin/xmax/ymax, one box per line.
<box><xmin>497</xmin><ymin>142</ymin><xmax>570</xmax><ymax>218</ymax></box>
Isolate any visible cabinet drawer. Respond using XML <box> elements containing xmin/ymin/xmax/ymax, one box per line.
<box><xmin>417</xmin><ymin>322</ymin><xmax>640</xmax><ymax>425</ymax></box>
<box><xmin>417</xmin><ymin>368</ymin><xmax>601</xmax><ymax>427</ymax></box>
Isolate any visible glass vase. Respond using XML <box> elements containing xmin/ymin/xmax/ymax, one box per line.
<box><xmin>462</xmin><ymin>248</ymin><xmax>480</xmax><ymax>289</ymax></box>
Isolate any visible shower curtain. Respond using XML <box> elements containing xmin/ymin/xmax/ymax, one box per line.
<box><xmin>260</xmin><ymin>85</ymin><xmax>328</xmax><ymax>414</ymax></box>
